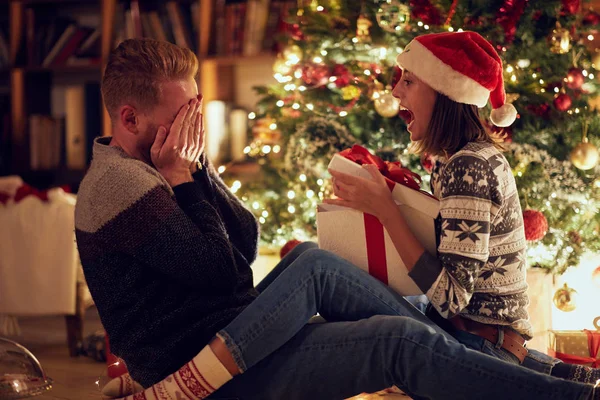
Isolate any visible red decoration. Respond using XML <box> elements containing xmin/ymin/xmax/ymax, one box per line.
<box><xmin>526</xmin><ymin>103</ymin><xmax>551</xmax><ymax>118</ymax></box>
<box><xmin>523</xmin><ymin>209</ymin><xmax>548</xmax><ymax>242</ymax></box>
<box><xmin>495</xmin><ymin>0</ymin><xmax>529</xmax><ymax>43</ymax></box>
<box><xmin>583</xmin><ymin>11</ymin><xmax>600</xmax><ymax>25</ymax></box>
<box><xmin>420</xmin><ymin>153</ymin><xmax>434</xmax><ymax>174</ymax></box>
<box><xmin>561</xmin><ymin>0</ymin><xmax>580</xmax><ymax>15</ymax></box>
<box><xmin>105</xmin><ymin>334</ymin><xmax>129</xmax><ymax>379</ymax></box>
<box><xmin>566</xmin><ymin>67</ymin><xmax>585</xmax><ymax>90</ymax></box>
<box><xmin>592</xmin><ymin>266</ymin><xmax>600</xmax><ymax>288</ymax></box>
<box><xmin>0</xmin><ymin>183</ymin><xmax>71</xmax><ymax>205</ymax></box>
<box><xmin>332</xmin><ymin>64</ymin><xmax>352</xmax><ymax>88</ymax></box>
<box><xmin>280</xmin><ymin>239</ymin><xmax>302</xmax><ymax>259</ymax></box>
<box><xmin>409</xmin><ymin>0</ymin><xmax>442</xmax><ymax>26</ymax></box>
<box><xmin>302</xmin><ymin>63</ymin><xmax>330</xmax><ymax>87</ymax></box>
<box><xmin>548</xmin><ymin>329</ymin><xmax>600</xmax><ymax>367</ymax></box>
<box><xmin>554</xmin><ymin>93</ymin><xmax>572</xmax><ymax>111</ymax></box>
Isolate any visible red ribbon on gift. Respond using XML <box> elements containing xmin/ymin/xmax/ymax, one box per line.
<box><xmin>338</xmin><ymin>145</ymin><xmax>427</xmax><ymax>285</ymax></box>
<box><xmin>0</xmin><ymin>184</ymin><xmax>71</xmax><ymax>205</ymax></box>
<box><xmin>548</xmin><ymin>329</ymin><xmax>600</xmax><ymax>368</ymax></box>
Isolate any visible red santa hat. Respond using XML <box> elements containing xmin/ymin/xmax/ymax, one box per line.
<box><xmin>396</xmin><ymin>31</ymin><xmax>517</xmax><ymax>127</ymax></box>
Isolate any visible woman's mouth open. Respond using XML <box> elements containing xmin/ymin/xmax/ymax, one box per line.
<box><xmin>399</xmin><ymin>106</ymin><xmax>415</xmax><ymax>131</ymax></box>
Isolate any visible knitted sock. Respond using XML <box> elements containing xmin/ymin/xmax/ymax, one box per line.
<box><xmin>101</xmin><ymin>374</ymin><xmax>143</xmax><ymax>397</ymax></box>
<box><xmin>552</xmin><ymin>362</ymin><xmax>600</xmax><ymax>385</ymax></box>
<box><xmin>113</xmin><ymin>346</ymin><xmax>233</xmax><ymax>400</ymax></box>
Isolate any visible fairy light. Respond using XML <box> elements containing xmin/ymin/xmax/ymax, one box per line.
<box><xmin>262</xmin><ymin>145</ymin><xmax>272</xmax><ymax>153</ymax></box>
<box><xmin>252</xmin><ymin>202</ymin><xmax>260</xmax><ymax>210</ymax></box>
<box><xmin>532</xmin><ymin>73</ymin><xmax>537</xmax><ymax>78</ymax></box>
<box><xmin>539</xmin><ymin>79</ymin><xmax>544</xmax><ymax>84</ymax></box>
<box><xmin>317</xmin><ymin>179</ymin><xmax>324</xmax><ymax>186</ymax></box>
<box><xmin>299</xmin><ymin>174</ymin><xmax>307</xmax><ymax>182</ymax></box>
<box><xmin>590</xmin><ymin>74</ymin><xmax>595</xmax><ymax>79</ymax></box>
<box><xmin>551</xmin><ymin>192</ymin><xmax>557</xmax><ymax>198</ymax></box>
<box><xmin>511</xmin><ymin>75</ymin><xmax>517</xmax><ymax>82</ymax></box>
<box><xmin>506</xmin><ymin>65</ymin><xmax>514</xmax><ymax>73</ymax></box>
<box><xmin>259</xmin><ymin>217</ymin><xmax>266</xmax><ymax>224</ymax></box>
<box><xmin>248</xmin><ymin>112</ymin><xmax>256</xmax><ymax>119</ymax></box>
<box><xmin>276</xmin><ymin>100</ymin><xmax>284</xmax><ymax>107</ymax></box>
<box><xmin>583</xmin><ymin>70</ymin><xmax>589</xmax><ymax>77</ymax></box>
<box><xmin>364</xmin><ymin>69</ymin><xmax>371</xmax><ymax>76</ymax></box>
<box><xmin>352</xmin><ymin>37</ymin><xmax>359</xmax><ymax>43</ymax></box>
<box><xmin>378</xmin><ymin>47</ymin><xmax>387</xmax><ymax>59</ymax></box>
<box><xmin>269</xmin><ymin>123</ymin><xmax>277</xmax><ymax>130</ymax></box>
<box><xmin>294</xmin><ymin>69</ymin><xmax>303</xmax><ymax>79</ymax></box>
<box><xmin>313</xmin><ymin>56</ymin><xmax>323</xmax><ymax>63</ymax></box>
<box><xmin>589</xmin><ymin>34</ymin><xmax>595</xmax><ymax>41</ymax></box>
<box><xmin>287</xmin><ymin>190</ymin><xmax>296</xmax><ymax>199</ymax></box>
<box><xmin>448</xmin><ymin>26</ymin><xmax>454</xmax><ymax>32</ymax></box>
<box><xmin>575</xmin><ymin>108</ymin><xmax>580</xmax><ymax>113</ymax></box>
<box><xmin>243</xmin><ymin>146</ymin><xmax>251</xmax><ymax>154</ymax></box>
<box><xmin>292</xmin><ymin>103</ymin><xmax>300</xmax><ymax>109</ymax></box>
<box><xmin>321</xmin><ymin>50</ymin><xmax>328</xmax><ymax>56</ymax></box>
<box><xmin>316</xmin><ymin>5</ymin><xmax>324</xmax><ymax>11</ymax></box>
<box><xmin>540</xmin><ymin>88</ymin><xmax>546</xmax><ymax>93</ymax></box>
<box><xmin>424</xmin><ymin>24</ymin><xmax>430</xmax><ymax>30</ymax></box>
<box><xmin>417</xmin><ymin>21</ymin><xmax>423</xmax><ymax>27</ymax></box>
<box><xmin>217</xmin><ymin>165</ymin><xmax>226</xmax><ymax>174</ymax></box>
<box><xmin>288</xmin><ymin>205</ymin><xmax>296</xmax><ymax>213</ymax></box>
<box><xmin>329</xmin><ymin>76</ymin><xmax>337</xmax><ymax>82</ymax></box>
<box><xmin>306</xmin><ymin>103</ymin><xmax>314</xmax><ymax>110</ymax></box>
<box><xmin>231</xmin><ymin>180</ymin><xmax>242</xmax><ymax>193</ymax></box>
<box><xmin>299</xmin><ymin>86</ymin><xmax>307</xmax><ymax>91</ymax></box>
<box><xmin>262</xmin><ymin>210</ymin><xmax>269</xmax><ymax>217</ymax></box>
<box><xmin>554</xmin><ymin>87</ymin><xmax>560</xmax><ymax>93</ymax></box>
<box><xmin>457</xmin><ymin>28</ymin><xmax>463</xmax><ymax>32</ymax></box>
<box><xmin>307</xmin><ymin>190</ymin><xmax>315</xmax><ymax>198</ymax></box>
<box><xmin>273</xmin><ymin>145</ymin><xmax>281</xmax><ymax>153</ymax></box>
<box><xmin>339</xmin><ymin>111</ymin><xmax>348</xmax><ymax>117</ymax></box>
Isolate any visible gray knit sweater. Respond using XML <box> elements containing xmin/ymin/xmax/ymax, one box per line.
<box><xmin>75</xmin><ymin>137</ymin><xmax>259</xmax><ymax>387</ymax></box>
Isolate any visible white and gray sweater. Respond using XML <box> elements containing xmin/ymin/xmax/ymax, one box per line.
<box><xmin>408</xmin><ymin>141</ymin><xmax>532</xmax><ymax>339</ymax></box>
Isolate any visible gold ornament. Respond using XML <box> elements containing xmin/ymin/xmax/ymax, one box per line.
<box><xmin>376</xmin><ymin>1</ymin><xmax>410</xmax><ymax>33</ymax></box>
<box><xmin>273</xmin><ymin>57</ymin><xmax>293</xmax><ymax>75</ymax></box>
<box><xmin>252</xmin><ymin>118</ymin><xmax>282</xmax><ymax>145</ymax></box>
<box><xmin>282</xmin><ymin>44</ymin><xmax>303</xmax><ymax>65</ymax></box>
<box><xmin>548</xmin><ymin>23</ymin><xmax>572</xmax><ymax>54</ymax></box>
<box><xmin>356</xmin><ymin>14</ymin><xmax>372</xmax><ymax>43</ymax></box>
<box><xmin>341</xmin><ymin>85</ymin><xmax>361</xmax><ymax>101</ymax></box>
<box><xmin>373</xmin><ymin>89</ymin><xmax>400</xmax><ymax>118</ymax></box>
<box><xmin>570</xmin><ymin>123</ymin><xmax>599</xmax><ymax>170</ymax></box>
<box><xmin>553</xmin><ymin>283</ymin><xmax>578</xmax><ymax>312</ymax></box>
<box><xmin>592</xmin><ymin>49</ymin><xmax>600</xmax><ymax>70</ymax></box>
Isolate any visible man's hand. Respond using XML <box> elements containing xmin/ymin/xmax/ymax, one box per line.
<box><xmin>151</xmin><ymin>96</ymin><xmax>204</xmax><ymax>187</ymax></box>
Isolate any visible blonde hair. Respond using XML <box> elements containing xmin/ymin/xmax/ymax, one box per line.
<box><xmin>102</xmin><ymin>38</ymin><xmax>199</xmax><ymax>120</ymax></box>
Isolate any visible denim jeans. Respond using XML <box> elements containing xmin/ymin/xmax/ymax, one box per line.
<box><xmin>209</xmin><ymin>244</ymin><xmax>594</xmax><ymax>400</ymax></box>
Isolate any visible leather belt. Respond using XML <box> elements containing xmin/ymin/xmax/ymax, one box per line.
<box><xmin>449</xmin><ymin>316</ymin><xmax>528</xmax><ymax>363</ymax></box>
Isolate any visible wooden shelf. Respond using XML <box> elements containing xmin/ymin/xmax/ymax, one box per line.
<box><xmin>6</xmin><ymin>0</ymin><xmax>100</xmax><ymax>5</ymax></box>
<box><xmin>201</xmin><ymin>52</ymin><xmax>277</xmax><ymax>66</ymax></box>
<box><xmin>20</xmin><ymin>64</ymin><xmax>102</xmax><ymax>74</ymax></box>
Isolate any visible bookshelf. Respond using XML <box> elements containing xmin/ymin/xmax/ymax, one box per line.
<box><xmin>2</xmin><ymin>0</ymin><xmax>282</xmax><ymax>190</ymax></box>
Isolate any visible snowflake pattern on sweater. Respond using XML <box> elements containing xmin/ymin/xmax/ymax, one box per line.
<box><xmin>423</xmin><ymin>142</ymin><xmax>532</xmax><ymax>339</ymax></box>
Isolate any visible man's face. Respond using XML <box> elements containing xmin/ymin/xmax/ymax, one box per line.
<box><xmin>136</xmin><ymin>77</ymin><xmax>199</xmax><ymax>158</ymax></box>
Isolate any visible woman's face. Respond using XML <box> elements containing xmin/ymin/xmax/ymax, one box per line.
<box><xmin>392</xmin><ymin>70</ymin><xmax>438</xmax><ymax>141</ymax></box>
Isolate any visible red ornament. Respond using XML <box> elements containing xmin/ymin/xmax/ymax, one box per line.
<box><xmin>523</xmin><ymin>209</ymin><xmax>548</xmax><ymax>242</ymax></box>
<box><xmin>592</xmin><ymin>266</ymin><xmax>600</xmax><ymax>288</ymax></box>
<box><xmin>566</xmin><ymin>67</ymin><xmax>584</xmax><ymax>90</ymax></box>
<box><xmin>525</xmin><ymin>103</ymin><xmax>550</xmax><ymax>118</ymax></box>
<box><xmin>302</xmin><ymin>63</ymin><xmax>330</xmax><ymax>87</ymax></box>
<box><xmin>561</xmin><ymin>0</ymin><xmax>580</xmax><ymax>15</ymax></box>
<box><xmin>105</xmin><ymin>334</ymin><xmax>129</xmax><ymax>378</ymax></box>
<box><xmin>495</xmin><ymin>0</ymin><xmax>529</xmax><ymax>43</ymax></box>
<box><xmin>420</xmin><ymin>153</ymin><xmax>434</xmax><ymax>174</ymax></box>
<box><xmin>553</xmin><ymin>93</ymin><xmax>572</xmax><ymax>111</ymax></box>
<box><xmin>280</xmin><ymin>239</ymin><xmax>302</xmax><ymax>259</ymax></box>
<box><xmin>409</xmin><ymin>0</ymin><xmax>442</xmax><ymax>25</ymax></box>
<box><xmin>332</xmin><ymin>64</ymin><xmax>352</xmax><ymax>88</ymax></box>
<box><xmin>583</xmin><ymin>11</ymin><xmax>600</xmax><ymax>25</ymax></box>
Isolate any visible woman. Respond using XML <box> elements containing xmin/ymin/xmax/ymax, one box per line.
<box><xmin>110</xmin><ymin>31</ymin><xmax>599</xmax><ymax>400</ymax></box>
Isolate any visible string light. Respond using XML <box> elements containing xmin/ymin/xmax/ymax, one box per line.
<box><xmin>554</xmin><ymin>87</ymin><xmax>560</xmax><ymax>93</ymax></box>
<box><xmin>217</xmin><ymin>165</ymin><xmax>226</xmax><ymax>174</ymax></box>
<box><xmin>511</xmin><ymin>75</ymin><xmax>517</xmax><ymax>82</ymax></box>
<box><xmin>532</xmin><ymin>73</ymin><xmax>537</xmax><ymax>78</ymax></box>
<box><xmin>252</xmin><ymin>202</ymin><xmax>260</xmax><ymax>210</ymax></box>
<box><xmin>299</xmin><ymin>86</ymin><xmax>307</xmax><ymax>91</ymax></box>
<box><xmin>243</xmin><ymin>146</ymin><xmax>251</xmax><ymax>154</ymax></box>
<box><xmin>320</xmin><ymin>50</ymin><xmax>328</xmax><ymax>56</ymax></box>
<box><xmin>269</xmin><ymin>123</ymin><xmax>277</xmax><ymax>130</ymax></box>
<box><xmin>294</xmin><ymin>69</ymin><xmax>303</xmax><ymax>79</ymax></box>
<box><xmin>448</xmin><ymin>26</ymin><xmax>454</xmax><ymax>32</ymax></box>
<box><xmin>259</xmin><ymin>217</ymin><xmax>266</xmax><ymax>224</ymax></box>
<box><xmin>276</xmin><ymin>100</ymin><xmax>284</xmax><ymax>107</ymax></box>
<box><xmin>262</xmin><ymin>210</ymin><xmax>269</xmax><ymax>217</ymax></box>
<box><xmin>539</xmin><ymin>79</ymin><xmax>544</xmax><ymax>84</ymax></box>
<box><xmin>306</xmin><ymin>103</ymin><xmax>314</xmax><ymax>110</ymax></box>
<box><xmin>307</xmin><ymin>190</ymin><xmax>315</xmax><ymax>198</ymax></box>
<box><xmin>457</xmin><ymin>28</ymin><xmax>463</xmax><ymax>32</ymax></box>
<box><xmin>583</xmin><ymin>70</ymin><xmax>589</xmax><ymax>77</ymax></box>
<box><xmin>590</xmin><ymin>73</ymin><xmax>595</xmax><ymax>79</ymax></box>
<box><xmin>273</xmin><ymin>145</ymin><xmax>281</xmax><ymax>153</ymax></box>
<box><xmin>506</xmin><ymin>65</ymin><xmax>514</xmax><ymax>73</ymax></box>
<box><xmin>417</xmin><ymin>21</ymin><xmax>423</xmax><ymax>27</ymax></box>
<box><xmin>287</xmin><ymin>190</ymin><xmax>296</xmax><ymax>199</ymax></box>
<box><xmin>352</xmin><ymin>37</ymin><xmax>359</xmax><ymax>43</ymax></box>
<box><xmin>248</xmin><ymin>112</ymin><xmax>256</xmax><ymax>119</ymax></box>
<box><xmin>588</xmin><ymin>34</ymin><xmax>595</xmax><ymax>41</ymax></box>
<box><xmin>292</xmin><ymin>103</ymin><xmax>300</xmax><ymax>109</ymax></box>
<box><xmin>424</xmin><ymin>24</ymin><xmax>430</xmax><ymax>30</ymax></box>
<box><xmin>299</xmin><ymin>174</ymin><xmax>307</xmax><ymax>182</ymax></box>
<box><xmin>313</xmin><ymin>56</ymin><xmax>323</xmax><ymax>63</ymax></box>
<box><xmin>364</xmin><ymin>69</ymin><xmax>371</xmax><ymax>76</ymax></box>
<box><xmin>339</xmin><ymin>111</ymin><xmax>348</xmax><ymax>117</ymax></box>
<box><xmin>316</xmin><ymin>5</ymin><xmax>324</xmax><ymax>11</ymax></box>
<box><xmin>288</xmin><ymin>205</ymin><xmax>296</xmax><ymax>213</ymax></box>
<box><xmin>262</xmin><ymin>145</ymin><xmax>272</xmax><ymax>154</ymax></box>
<box><xmin>317</xmin><ymin>179</ymin><xmax>324</xmax><ymax>186</ymax></box>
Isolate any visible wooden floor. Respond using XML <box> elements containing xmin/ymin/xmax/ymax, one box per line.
<box><xmin>4</xmin><ymin>308</ymin><xmax>410</xmax><ymax>400</ymax></box>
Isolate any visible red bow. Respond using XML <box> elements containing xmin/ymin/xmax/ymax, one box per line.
<box><xmin>549</xmin><ymin>329</ymin><xmax>600</xmax><ymax>368</ymax></box>
<box><xmin>0</xmin><ymin>184</ymin><xmax>71</xmax><ymax>205</ymax></box>
<box><xmin>339</xmin><ymin>145</ymin><xmax>422</xmax><ymax>191</ymax></box>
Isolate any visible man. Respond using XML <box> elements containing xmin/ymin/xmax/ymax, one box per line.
<box><xmin>75</xmin><ymin>39</ymin><xmax>598</xmax><ymax>400</ymax></box>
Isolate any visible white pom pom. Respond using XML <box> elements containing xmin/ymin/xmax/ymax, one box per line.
<box><xmin>490</xmin><ymin>103</ymin><xmax>517</xmax><ymax>127</ymax></box>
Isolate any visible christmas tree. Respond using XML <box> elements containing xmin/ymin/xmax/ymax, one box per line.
<box><xmin>221</xmin><ymin>0</ymin><xmax>600</xmax><ymax>274</ymax></box>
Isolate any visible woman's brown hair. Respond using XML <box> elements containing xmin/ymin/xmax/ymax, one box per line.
<box><xmin>410</xmin><ymin>92</ymin><xmax>505</xmax><ymax>157</ymax></box>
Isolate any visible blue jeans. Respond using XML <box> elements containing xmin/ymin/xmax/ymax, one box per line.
<box><xmin>210</xmin><ymin>244</ymin><xmax>594</xmax><ymax>400</ymax></box>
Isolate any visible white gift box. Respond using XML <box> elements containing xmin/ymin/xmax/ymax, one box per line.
<box><xmin>317</xmin><ymin>154</ymin><xmax>440</xmax><ymax>296</ymax></box>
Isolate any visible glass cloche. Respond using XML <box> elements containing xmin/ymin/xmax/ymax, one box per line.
<box><xmin>0</xmin><ymin>338</ymin><xmax>52</xmax><ymax>398</ymax></box>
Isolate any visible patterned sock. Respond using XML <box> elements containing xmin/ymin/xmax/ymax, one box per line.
<box><xmin>101</xmin><ymin>374</ymin><xmax>143</xmax><ymax>397</ymax></box>
<box><xmin>552</xmin><ymin>362</ymin><xmax>600</xmax><ymax>385</ymax></box>
<box><xmin>113</xmin><ymin>346</ymin><xmax>233</xmax><ymax>400</ymax></box>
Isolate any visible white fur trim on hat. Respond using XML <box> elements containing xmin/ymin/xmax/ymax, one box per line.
<box><xmin>490</xmin><ymin>103</ymin><xmax>517</xmax><ymax>127</ymax></box>
<box><xmin>396</xmin><ymin>40</ymin><xmax>490</xmax><ymax>107</ymax></box>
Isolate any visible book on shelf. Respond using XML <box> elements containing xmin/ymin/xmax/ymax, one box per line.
<box><xmin>64</xmin><ymin>82</ymin><xmax>101</xmax><ymax>169</ymax></box>
<box><xmin>29</xmin><ymin>114</ymin><xmax>63</xmax><ymax>171</ymax></box>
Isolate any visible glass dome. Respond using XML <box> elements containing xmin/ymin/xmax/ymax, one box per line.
<box><xmin>0</xmin><ymin>338</ymin><xmax>52</xmax><ymax>399</ymax></box>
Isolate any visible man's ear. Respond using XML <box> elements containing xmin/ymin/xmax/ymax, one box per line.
<box><xmin>120</xmin><ymin>105</ymin><xmax>139</xmax><ymax>134</ymax></box>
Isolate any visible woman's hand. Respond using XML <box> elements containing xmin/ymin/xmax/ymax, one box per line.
<box><xmin>151</xmin><ymin>96</ymin><xmax>204</xmax><ymax>186</ymax></box>
<box><xmin>323</xmin><ymin>164</ymin><xmax>397</xmax><ymax>221</ymax></box>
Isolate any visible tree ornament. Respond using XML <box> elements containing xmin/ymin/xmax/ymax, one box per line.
<box><xmin>280</xmin><ymin>239</ymin><xmax>302</xmax><ymax>259</ymax></box>
<box><xmin>592</xmin><ymin>50</ymin><xmax>600</xmax><ymax>70</ymax></box>
<box><xmin>282</xmin><ymin>44</ymin><xmax>303</xmax><ymax>65</ymax></box>
<box><xmin>561</xmin><ymin>0</ymin><xmax>580</xmax><ymax>15</ymax></box>
<box><xmin>570</xmin><ymin>122</ymin><xmax>599</xmax><ymax>170</ymax></box>
<box><xmin>373</xmin><ymin>89</ymin><xmax>400</xmax><ymax>118</ymax></box>
<box><xmin>341</xmin><ymin>85</ymin><xmax>361</xmax><ymax>101</ymax></box>
<box><xmin>252</xmin><ymin>118</ymin><xmax>282</xmax><ymax>145</ymax></box>
<box><xmin>553</xmin><ymin>283</ymin><xmax>578</xmax><ymax>312</ymax></box>
<box><xmin>302</xmin><ymin>63</ymin><xmax>330</xmax><ymax>86</ymax></box>
<box><xmin>356</xmin><ymin>14</ymin><xmax>372</xmax><ymax>43</ymax></box>
<box><xmin>332</xmin><ymin>64</ymin><xmax>352</xmax><ymax>88</ymax></box>
<box><xmin>273</xmin><ymin>57</ymin><xmax>293</xmax><ymax>75</ymax></box>
<box><xmin>376</xmin><ymin>1</ymin><xmax>411</xmax><ymax>33</ymax></box>
<box><xmin>548</xmin><ymin>23</ymin><xmax>572</xmax><ymax>54</ymax></box>
<box><xmin>588</xmin><ymin>265</ymin><xmax>600</xmax><ymax>288</ymax></box>
<box><xmin>566</xmin><ymin>67</ymin><xmax>584</xmax><ymax>90</ymax></box>
<box><xmin>523</xmin><ymin>209</ymin><xmax>548</xmax><ymax>242</ymax></box>
<box><xmin>553</xmin><ymin>93</ymin><xmax>572</xmax><ymax>111</ymax></box>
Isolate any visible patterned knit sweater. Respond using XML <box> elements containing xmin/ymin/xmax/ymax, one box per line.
<box><xmin>408</xmin><ymin>142</ymin><xmax>532</xmax><ymax>339</ymax></box>
<box><xmin>75</xmin><ymin>137</ymin><xmax>259</xmax><ymax>387</ymax></box>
